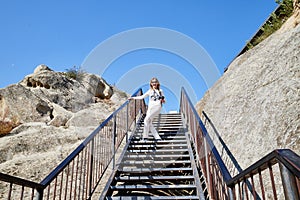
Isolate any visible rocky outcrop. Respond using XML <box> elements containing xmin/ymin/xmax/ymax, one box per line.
<box><xmin>20</xmin><ymin>64</ymin><xmax>93</xmax><ymax>112</ymax></box>
<box><xmin>0</xmin><ymin>65</ymin><xmax>128</xmax><ymax>181</ymax></box>
<box><xmin>196</xmin><ymin>11</ymin><xmax>300</xmax><ymax>170</ymax></box>
<box><xmin>0</xmin><ymin>65</ymin><xmax>115</xmax><ymax>136</ymax></box>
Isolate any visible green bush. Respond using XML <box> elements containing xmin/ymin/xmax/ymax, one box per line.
<box><xmin>246</xmin><ymin>0</ymin><xmax>294</xmax><ymax>49</ymax></box>
<box><xmin>64</xmin><ymin>66</ymin><xmax>85</xmax><ymax>81</ymax></box>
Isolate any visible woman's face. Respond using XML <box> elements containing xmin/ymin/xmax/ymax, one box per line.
<box><xmin>151</xmin><ymin>79</ymin><xmax>158</xmax><ymax>89</ymax></box>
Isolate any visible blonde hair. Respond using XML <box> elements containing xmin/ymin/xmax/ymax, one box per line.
<box><xmin>149</xmin><ymin>77</ymin><xmax>160</xmax><ymax>90</ymax></box>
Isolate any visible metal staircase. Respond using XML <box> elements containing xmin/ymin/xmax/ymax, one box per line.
<box><xmin>101</xmin><ymin>113</ymin><xmax>206</xmax><ymax>199</ymax></box>
<box><xmin>1</xmin><ymin>88</ymin><xmax>299</xmax><ymax>199</ymax></box>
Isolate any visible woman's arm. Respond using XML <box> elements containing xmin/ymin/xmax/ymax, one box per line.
<box><xmin>128</xmin><ymin>89</ymin><xmax>150</xmax><ymax>100</ymax></box>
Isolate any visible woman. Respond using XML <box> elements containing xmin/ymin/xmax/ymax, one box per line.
<box><xmin>128</xmin><ymin>77</ymin><xmax>165</xmax><ymax>141</ymax></box>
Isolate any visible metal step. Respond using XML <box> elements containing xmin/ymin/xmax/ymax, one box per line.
<box><xmin>110</xmin><ymin>184</ymin><xmax>197</xmax><ymax>191</ymax></box>
<box><xmin>123</xmin><ymin>154</ymin><xmax>190</xmax><ymax>160</ymax></box>
<box><xmin>121</xmin><ymin>160</ymin><xmax>191</xmax><ymax>165</ymax></box>
<box><xmin>127</xmin><ymin>149</ymin><xmax>189</xmax><ymax>153</ymax></box>
<box><xmin>119</xmin><ymin>160</ymin><xmax>191</xmax><ymax>168</ymax></box>
<box><xmin>106</xmin><ymin>196</ymin><xmax>199</xmax><ymax>200</ymax></box>
<box><xmin>130</xmin><ymin>139</ymin><xmax>187</xmax><ymax>144</ymax></box>
<box><xmin>120</xmin><ymin>167</ymin><xmax>193</xmax><ymax>173</ymax></box>
<box><xmin>115</xmin><ymin>175</ymin><xmax>195</xmax><ymax>182</ymax></box>
<box><xmin>127</xmin><ymin>144</ymin><xmax>188</xmax><ymax>150</ymax></box>
<box><xmin>132</xmin><ymin>136</ymin><xmax>187</xmax><ymax>140</ymax></box>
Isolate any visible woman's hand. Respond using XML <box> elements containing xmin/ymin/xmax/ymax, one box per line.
<box><xmin>160</xmin><ymin>96</ymin><xmax>165</xmax><ymax>104</ymax></box>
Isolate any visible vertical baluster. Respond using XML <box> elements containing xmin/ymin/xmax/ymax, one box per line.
<box><xmin>85</xmin><ymin>146</ymin><xmax>90</xmax><ymax>199</ymax></box>
<box><xmin>244</xmin><ymin>179</ymin><xmax>249</xmax><ymax>200</ymax></box>
<box><xmin>112</xmin><ymin>115</ymin><xmax>116</xmax><ymax>169</ymax></box>
<box><xmin>45</xmin><ymin>182</ymin><xmax>50</xmax><ymax>200</ymax></box>
<box><xmin>296</xmin><ymin>178</ymin><xmax>300</xmax><ymax>197</ymax></box>
<box><xmin>7</xmin><ymin>182</ymin><xmax>12</xmax><ymax>200</ymax></box>
<box><xmin>279</xmin><ymin>162</ymin><xmax>300</xmax><ymax>200</ymax></box>
<box><xmin>89</xmin><ymin>139</ymin><xmax>94</xmax><ymax>198</ymax></box>
<box><xmin>31</xmin><ymin>187</ymin><xmax>35</xmax><ymax>200</ymax></box>
<box><xmin>79</xmin><ymin>149</ymin><xmax>86</xmax><ymax>200</ymax></box>
<box><xmin>228</xmin><ymin>185</ymin><xmax>235</xmax><ymax>200</ymax></box>
<box><xmin>250</xmin><ymin>174</ymin><xmax>257</xmax><ymax>200</ymax></box>
<box><xmin>204</xmin><ymin>138</ymin><xmax>211</xmax><ymax>198</ymax></box>
<box><xmin>217</xmin><ymin>169</ymin><xmax>222</xmax><ymax>199</ymax></box>
<box><xmin>74</xmin><ymin>154</ymin><xmax>80</xmax><ymax>200</ymax></box>
<box><xmin>64</xmin><ymin>165</ymin><xmax>70</xmax><ymax>200</ymax></box>
<box><xmin>59</xmin><ymin>170</ymin><xmax>64</xmax><ymax>200</ymax></box>
<box><xmin>53</xmin><ymin>177</ymin><xmax>58</xmax><ymax>200</ymax></box>
<box><xmin>258</xmin><ymin>169</ymin><xmax>266</xmax><ymax>200</ymax></box>
<box><xmin>219</xmin><ymin>171</ymin><xmax>225</xmax><ymax>200</ymax></box>
<box><xmin>94</xmin><ymin>135</ymin><xmax>98</xmax><ymax>187</ymax></box>
<box><xmin>97</xmin><ymin>132</ymin><xmax>101</xmax><ymax>181</ymax></box>
<box><xmin>69</xmin><ymin>160</ymin><xmax>74</xmax><ymax>200</ymax></box>
<box><xmin>238</xmin><ymin>181</ymin><xmax>242</xmax><ymax>200</ymax></box>
<box><xmin>268</xmin><ymin>164</ymin><xmax>278</xmax><ymax>200</ymax></box>
<box><xmin>20</xmin><ymin>185</ymin><xmax>24</xmax><ymax>200</ymax></box>
<box><xmin>126</xmin><ymin>104</ymin><xmax>129</xmax><ymax>142</ymax></box>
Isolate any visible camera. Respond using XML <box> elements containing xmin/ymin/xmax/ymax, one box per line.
<box><xmin>158</xmin><ymin>96</ymin><xmax>165</xmax><ymax>100</ymax></box>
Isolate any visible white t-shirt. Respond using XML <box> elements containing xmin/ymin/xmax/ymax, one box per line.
<box><xmin>133</xmin><ymin>89</ymin><xmax>164</xmax><ymax>107</ymax></box>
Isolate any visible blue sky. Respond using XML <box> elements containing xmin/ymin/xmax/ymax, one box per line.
<box><xmin>0</xmin><ymin>1</ymin><xmax>278</xmax><ymax>112</ymax></box>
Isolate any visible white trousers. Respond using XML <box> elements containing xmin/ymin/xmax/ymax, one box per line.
<box><xmin>143</xmin><ymin>104</ymin><xmax>162</xmax><ymax>140</ymax></box>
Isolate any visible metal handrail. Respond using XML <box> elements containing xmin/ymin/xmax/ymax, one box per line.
<box><xmin>201</xmin><ymin>111</ymin><xmax>243</xmax><ymax>176</ymax></box>
<box><xmin>227</xmin><ymin>149</ymin><xmax>300</xmax><ymax>185</ymax></box>
<box><xmin>180</xmin><ymin>87</ymin><xmax>300</xmax><ymax>199</ymax></box>
<box><xmin>0</xmin><ymin>88</ymin><xmax>146</xmax><ymax>200</ymax></box>
<box><xmin>201</xmin><ymin>111</ymin><xmax>261</xmax><ymax>199</ymax></box>
<box><xmin>180</xmin><ymin>87</ymin><xmax>233</xmax><ymax>199</ymax></box>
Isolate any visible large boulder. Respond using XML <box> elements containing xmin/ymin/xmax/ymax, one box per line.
<box><xmin>80</xmin><ymin>73</ymin><xmax>113</xmax><ymax>99</ymax></box>
<box><xmin>196</xmin><ymin>13</ymin><xmax>300</xmax><ymax>169</ymax></box>
<box><xmin>47</xmin><ymin>103</ymin><xmax>73</xmax><ymax>127</ymax></box>
<box><xmin>0</xmin><ymin>84</ymin><xmax>52</xmax><ymax>135</ymax></box>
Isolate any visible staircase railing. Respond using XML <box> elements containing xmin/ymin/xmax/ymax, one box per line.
<box><xmin>180</xmin><ymin>87</ymin><xmax>300</xmax><ymax>200</ymax></box>
<box><xmin>201</xmin><ymin>111</ymin><xmax>243</xmax><ymax>177</ymax></box>
<box><xmin>0</xmin><ymin>88</ymin><xmax>146</xmax><ymax>200</ymax></box>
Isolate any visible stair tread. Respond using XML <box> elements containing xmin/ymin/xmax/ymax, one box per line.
<box><xmin>116</xmin><ymin>175</ymin><xmax>195</xmax><ymax>181</ymax></box>
<box><xmin>111</xmin><ymin>184</ymin><xmax>197</xmax><ymax>190</ymax></box>
<box><xmin>129</xmin><ymin>144</ymin><xmax>187</xmax><ymax>147</ymax></box>
<box><xmin>128</xmin><ymin>149</ymin><xmax>189</xmax><ymax>153</ymax></box>
<box><xmin>132</xmin><ymin>137</ymin><xmax>186</xmax><ymax>140</ymax></box>
<box><xmin>121</xmin><ymin>160</ymin><xmax>191</xmax><ymax>165</ymax></box>
<box><xmin>120</xmin><ymin>167</ymin><xmax>193</xmax><ymax>173</ymax></box>
<box><xmin>106</xmin><ymin>196</ymin><xmax>199</xmax><ymax>200</ymax></box>
<box><xmin>124</xmin><ymin>154</ymin><xmax>190</xmax><ymax>158</ymax></box>
<box><xmin>130</xmin><ymin>141</ymin><xmax>187</xmax><ymax>145</ymax></box>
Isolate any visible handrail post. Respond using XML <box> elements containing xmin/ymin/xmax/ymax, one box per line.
<box><xmin>35</xmin><ymin>189</ymin><xmax>43</xmax><ymax>200</ymax></box>
<box><xmin>228</xmin><ymin>186</ymin><xmax>235</xmax><ymax>200</ymax></box>
<box><xmin>193</xmin><ymin>114</ymin><xmax>199</xmax><ymax>165</ymax></box>
<box><xmin>112</xmin><ymin>115</ymin><xmax>117</xmax><ymax>170</ymax></box>
<box><xmin>204</xmin><ymin>137</ymin><xmax>213</xmax><ymax>199</ymax></box>
<box><xmin>88</xmin><ymin>138</ymin><xmax>95</xmax><ymax>198</ymax></box>
<box><xmin>279</xmin><ymin>163</ymin><xmax>300</xmax><ymax>200</ymax></box>
<box><xmin>134</xmin><ymin>99</ymin><xmax>137</xmax><ymax>127</ymax></box>
<box><xmin>126</xmin><ymin>103</ymin><xmax>129</xmax><ymax>142</ymax></box>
